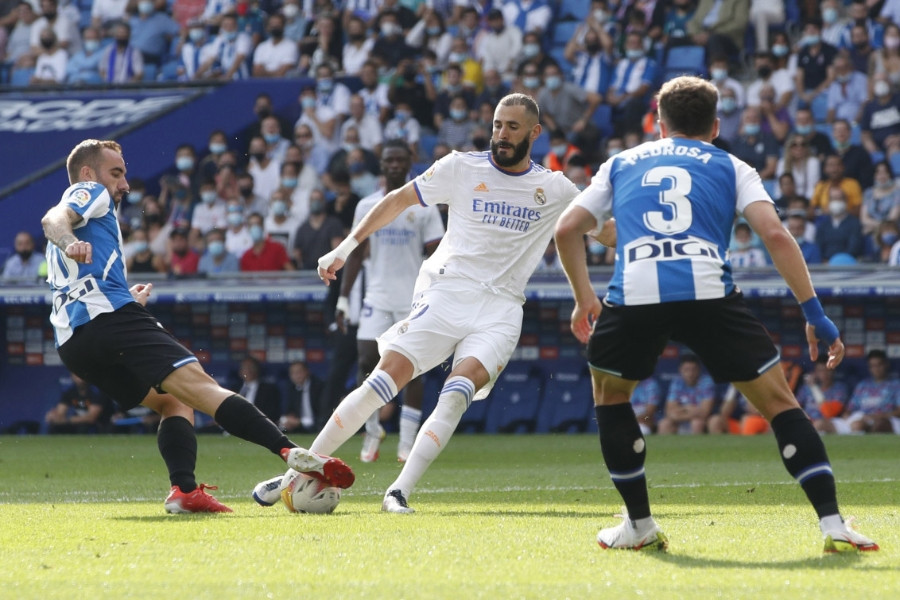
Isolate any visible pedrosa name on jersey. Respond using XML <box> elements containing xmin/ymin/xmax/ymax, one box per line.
<box><xmin>624</xmin><ymin>235</ymin><xmax>721</xmax><ymax>264</ymax></box>
<box><xmin>620</xmin><ymin>144</ymin><xmax>713</xmax><ymax>165</ymax></box>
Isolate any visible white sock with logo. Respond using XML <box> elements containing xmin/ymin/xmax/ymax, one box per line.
<box><xmin>310</xmin><ymin>369</ymin><xmax>397</xmax><ymax>455</ymax></box>
<box><xmin>387</xmin><ymin>376</ymin><xmax>474</xmax><ymax>499</ymax></box>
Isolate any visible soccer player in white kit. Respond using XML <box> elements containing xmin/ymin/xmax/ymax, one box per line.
<box><xmin>338</xmin><ymin>140</ymin><xmax>444</xmax><ymax>462</ymax></box>
<box><xmin>555</xmin><ymin>76</ymin><xmax>878</xmax><ymax>553</ymax></box>
<box><xmin>312</xmin><ymin>93</ymin><xmax>580</xmax><ymax>512</ymax></box>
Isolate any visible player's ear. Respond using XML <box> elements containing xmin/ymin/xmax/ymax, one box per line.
<box><xmin>711</xmin><ymin>117</ymin><xmax>720</xmax><ymax>141</ymax></box>
<box><xmin>79</xmin><ymin>165</ymin><xmax>95</xmax><ymax>183</ymax></box>
<box><xmin>657</xmin><ymin>119</ymin><xmax>668</xmax><ymax>139</ymax></box>
<box><xmin>530</xmin><ymin>122</ymin><xmax>542</xmax><ymax>143</ymax></box>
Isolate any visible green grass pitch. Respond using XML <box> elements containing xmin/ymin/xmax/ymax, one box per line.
<box><xmin>1</xmin><ymin>433</ymin><xmax>897</xmax><ymax>599</ymax></box>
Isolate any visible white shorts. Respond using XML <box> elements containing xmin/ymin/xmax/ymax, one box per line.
<box><xmin>377</xmin><ymin>281</ymin><xmax>523</xmax><ymax>400</ymax></box>
<box><xmin>357</xmin><ymin>303</ymin><xmax>408</xmax><ymax>341</ymax></box>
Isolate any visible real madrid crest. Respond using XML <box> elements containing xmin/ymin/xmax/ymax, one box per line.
<box><xmin>534</xmin><ymin>188</ymin><xmax>546</xmax><ymax>205</ymax></box>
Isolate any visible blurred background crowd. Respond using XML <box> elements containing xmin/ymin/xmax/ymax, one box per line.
<box><xmin>4</xmin><ymin>0</ymin><xmax>900</xmax><ymax>282</ymax></box>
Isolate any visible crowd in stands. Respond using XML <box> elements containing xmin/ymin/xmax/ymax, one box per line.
<box><xmin>640</xmin><ymin>350</ymin><xmax>900</xmax><ymax>436</ymax></box>
<box><xmin>5</xmin><ymin>0</ymin><xmax>900</xmax><ymax>278</ymax></box>
<box><xmin>29</xmin><ymin>348</ymin><xmax>900</xmax><ymax>436</ymax></box>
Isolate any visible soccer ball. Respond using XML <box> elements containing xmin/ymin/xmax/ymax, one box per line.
<box><xmin>280</xmin><ymin>470</ymin><xmax>341</xmax><ymax>514</ymax></box>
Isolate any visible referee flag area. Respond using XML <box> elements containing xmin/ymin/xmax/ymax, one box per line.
<box><xmin>0</xmin><ymin>434</ymin><xmax>896</xmax><ymax>599</ymax></box>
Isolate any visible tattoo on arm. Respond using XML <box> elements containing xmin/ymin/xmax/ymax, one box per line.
<box><xmin>43</xmin><ymin>207</ymin><xmax>81</xmax><ymax>249</ymax></box>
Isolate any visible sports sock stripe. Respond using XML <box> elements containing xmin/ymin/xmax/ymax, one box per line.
<box><xmin>366</xmin><ymin>375</ymin><xmax>394</xmax><ymax>404</ymax></box>
<box><xmin>796</xmin><ymin>462</ymin><xmax>833</xmax><ymax>483</ymax></box>
<box><xmin>608</xmin><ymin>467</ymin><xmax>646</xmax><ymax>482</ymax></box>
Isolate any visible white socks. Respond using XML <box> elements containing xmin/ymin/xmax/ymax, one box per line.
<box><xmin>398</xmin><ymin>405</ymin><xmax>422</xmax><ymax>450</ymax></box>
<box><xmin>364</xmin><ymin>411</ymin><xmax>381</xmax><ymax>436</ymax></box>
<box><xmin>387</xmin><ymin>376</ymin><xmax>475</xmax><ymax>499</ymax></box>
<box><xmin>819</xmin><ymin>514</ymin><xmax>844</xmax><ymax>534</ymax></box>
<box><xmin>310</xmin><ymin>369</ymin><xmax>398</xmax><ymax>456</ymax></box>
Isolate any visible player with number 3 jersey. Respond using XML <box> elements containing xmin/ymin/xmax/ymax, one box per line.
<box><xmin>555</xmin><ymin>76</ymin><xmax>878</xmax><ymax>554</ymax></box>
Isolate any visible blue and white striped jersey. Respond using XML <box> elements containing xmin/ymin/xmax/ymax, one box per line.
<box><xmin>46</xmin><ymin>181</ymin><xmax>134</xmax><ymax>346</ymax></box>
<box><xmin>575</xmin><ymin>137</ymin><xmax>772</xmax><ymax>306</ymax></box>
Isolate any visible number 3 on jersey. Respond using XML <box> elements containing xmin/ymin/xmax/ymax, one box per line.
<box><xmin>641</xmin><ymin>166</ymin><xmax>693</xmax><ymax>235</ymax></box>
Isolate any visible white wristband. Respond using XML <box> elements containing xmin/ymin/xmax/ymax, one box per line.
<box><xmin>336</xmin><ymin>296</ymin><xmax>350</xmax><ymax>316</ymax></box>
<box><xmin>334</xmin><ymin>236</ymin><xmax>359</xmax><ymax>262</ymax></box>
<box><xmin>317</xmin><ymin>236</ymin><xmax>359</xmax><ymax>273</ymax></box>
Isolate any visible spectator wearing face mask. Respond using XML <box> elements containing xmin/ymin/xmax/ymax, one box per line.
<box><xmin>825</xmin><ymin>51</ymin><xmax>869</xmax><ymax>123</ymax></box>
<box><xmin>125</xmin><ymin>228</ymin><xmax>166</xmax><ymax>274</ymax></box>
<box><xmin>437</xmin><ymin>94</ymin><xmax>477</xmax><ymax>151</ymax></box>
<box><xmin>2</xmin><ymin>231</ymin><xmax>44</xmax><ymax>280</ymax></box>
<box><xmin>811</xmin><ymin>154</ymin><xmax>863</xmax><ymax>217</ymax></box>
<box><xmin>99</xmin><ymin>21</ymin><xmax>143</xmax><ymax>83</ymax></box>
<box><xmin>224</xmin><ymin>201</ymin><xmax>253</xmax><ymax>257</ymax></box>
<box><xmin>252</xmin><ymin>14</ymin><xmax>297</xmax><ymax>78</ymax></box>
<box><xmin>383</xmin><ymin>102</ymin><xmax>421</xmax><ymax>152</ymax></box>
<box><xmin>815</xmin><ymin>188</ymin><xmax>864</xmax><ymax>260</ymax></box>
<box><xmin>861</xmin><ymin>161</ymin><xmax>900</xmax><ymax>236</ymax></box>
<box><xmin>240</xmin><ymin>212</ymin><xmax>293</xmax><ymax>272</ymax></box>
<box><xmin>292</xmin><ymin>190</ymin><xmax>345</xmax><ymax>270</ymax></box>
<box><xmin>129</xmin><ymin>0</ymin><xmax>180</xmax><ymax>66</ymax></box>
<box><xmin>191</xmin><ymin>180</ymin><xmax>228</xmax><ymax>242</ymax></box>
<box><xmin>264</xmin><ymin>189</ymin><xmax>301</xmax><ymax>251</ymax></box>
<box><xmin>474</xmin><ymin>9</ymin><xmax>522</xmax><ymax>78</ymax></box>
<box><xmin>198</xmin><ymin>228</ymin><xmax>240</xmax><ymax>275</ymax></box>
<box><xmin>784</xmin><ymin>211</ymin><xmax>823</xmax><ymax>265</ymax></box>
<box><xmin>873</xmin><ymin>220</ymin><xmax>900</xmax><ymax>263</ymax></box>
<box><xmin>830</xmin><ymin>118</ymin><xmax>873</xmax><ymax>190</ymax></box>
<box><xmin>860</xmin><ymin>72</ymin><xmax>900</xmax><ymax>156</ymax></box>
<box><xmin>716</xmin><ymin>88</ymin><xmax>742</xmax><ymax>145</ymax></box>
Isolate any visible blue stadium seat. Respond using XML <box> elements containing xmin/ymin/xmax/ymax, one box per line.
<box><xmin>664</xmin><ymin>45</ymin><xmax>707</xmax><ymax>79</ymax></box>
<box><xmin>811</xmin><ymin>93</ymin><xmax>829</xmax><ymax>123</ymax></box>
<box><xmin>537</xmin><ymin>369</ymin><xmax>593</xmax><ymax>433</ymax></box>
<box><xmin>483</xmin><ymin>370</ymin><xmax>543</xmax><ymax>433</ymax></box>
<box><xmin>159</xmin><ymin>60</ymin><xmax>181</xmax><ymax>82</ymax></box>
<box><xmin>591</xmin><ymin>104</ymin><xmax>612</xmax><ymax>138</ymax></box>
<box><xmin>419</xmin><ymin>133</ymin><xmax>438</xmax><ymax>161</ymax></box>
<box><xmin>557</xmin><ymin>0</ymin><xmax>590</xmax><ymax>21</ymax></box>
<box><xmin>761</xmin><ymin>178</ymin><xmax>776</xmax><ymax>199</ymax></box>
<box><xmin>142</xmin><ymin>63</ymin><xmax>158</xmax><ymax>82</ymax></box>
<box><xmin>548</xmin><ymin>47</ymin><xmax>572</xmax><ymax>76</ymax></box>
<box><xmin>888</xmin><ymin>152</ymin><xmax>900</xmax><ymax>176</ymax></box>
<box><xmin>552</xmin><ymin>21</ymin><xmax>579</xmax><ymax>47</ymax></box>
<box><xmin>531</xmin><ymin>130</ymin><xmax>550</xmax><ymax>162</ymax></box>
<box><xmin>10</xmin><ymin>67</ymin><xmax>34</xmax><ymax>87</ymax></box>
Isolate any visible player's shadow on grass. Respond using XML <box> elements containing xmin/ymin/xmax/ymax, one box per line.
<box><xmin>648</xmin><ymin>551</ymin><xmax>890</xmax><ymax>571</ymax></box>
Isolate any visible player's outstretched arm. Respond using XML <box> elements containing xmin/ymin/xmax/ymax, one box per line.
<box><xmin>743</xmin><ymin>201</ymin><xmax>844</xmax><ymax>368</ymax></box>
<box><xmin>555</xmin><ymin>204</ymin><xmax>604</xmax><ymax>344</ymax></box>
<box><xmin>42</xmin><ymin>205</ymin><xmax>92</xmax><ymax>264</ymax></box>
<box><xmin>317</xmin><ymin>182</ymin><xmax>420</xmax><ymax>285</ymax></box>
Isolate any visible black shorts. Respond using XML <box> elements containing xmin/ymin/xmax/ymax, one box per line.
<box><xmin>57</xmin><ymin>303</ymin><xmax>198</xmax><ymax>410</ymax></box>
<box><xmin>587</xmin><ymin>291</ymin><xmax>780</xmax><ymax>383</ymax></box>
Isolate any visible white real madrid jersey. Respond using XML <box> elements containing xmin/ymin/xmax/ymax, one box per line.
<box><xmin>46</xmin><ymin>181</ymin><xmax>135</xmax><ymax>346</ymax></box>
<box><xmin>574</xmin><ymin>137</ymin><xmax>772</xmax><ymax>306</ymax></box>
<box><xmin>354</xmin><ymin>188</ymin><xmax>445</xmax><ymax>313</ymax></box>
<box><xmin>412</xmin><ymin>151</ymin><xmax>580</xmax><ymax>302</ymax></box>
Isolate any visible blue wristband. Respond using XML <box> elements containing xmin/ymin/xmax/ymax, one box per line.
<box><xmin>800</xmin><ymin>297</ymin><xmax>839</xmax><ymax>345</ymax></box>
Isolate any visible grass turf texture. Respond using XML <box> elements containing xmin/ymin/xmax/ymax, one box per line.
<box><xmin>0</xmin><ymin>434</ymin><xmax>897</xmax><ymax>599</ymax></box>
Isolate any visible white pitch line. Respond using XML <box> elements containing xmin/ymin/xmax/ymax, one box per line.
<box><xmin>0</xmin><ymin>478</ymin><xmax>896</xmax><ymax>504</ymax></box>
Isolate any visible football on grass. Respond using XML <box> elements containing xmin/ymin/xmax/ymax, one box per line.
<box><xmin>281</xmin><ymin>470</ymin><xmax>341</xmax><ymax>514</ymax></box>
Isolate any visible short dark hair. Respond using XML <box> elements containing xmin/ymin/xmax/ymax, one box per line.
<box><xmin>498</xmin><ymin>93</ymin><xmax>540</xmax><ymax>122</ymax></box>
<box><xmin>382</xmin><ymin>138</ymin><xmax>412</xmax><ymax>156</ymax></box>
<box><xmin>657</xmin><ymin>76</ymin><xmax>718</xmax><ymax>137</ymax></box>
<box><xmin>66</xmin><ymin>139</ymin><xmax>123</xmax><ymax>184</ymax></box>
<box><xmin>867</xmin><ymin>349</ymin><xmax>888</xmax><ymax>362</ymax></box>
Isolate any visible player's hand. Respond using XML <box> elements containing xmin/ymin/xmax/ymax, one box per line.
<box><xmin>130</xmin><ymin>283</ymin><xmax>153</xmax><ymax>306</ymax></box>
<box><xmin>570</xmin><ymin>296</ymin><xmax>602</xmax><ymax>344</ymax></box>
<box><xmin>316</xmin><ymin>252</ymin><xmax>345</xmax><ymax>286</ymax></box>
<box><xmin>65</xmin><ymin>240</ymin><xmax>93</xmax><ymax>264</ymax></box>
<box><xmin>334</xmin><ymin>296</ymin><xmax>350</xmax><ymax>334</ymax></box>
<box><xmin>806</xmin><ymin>323</ymin><xmax>844</xmax><ymax>369</ymax></box>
